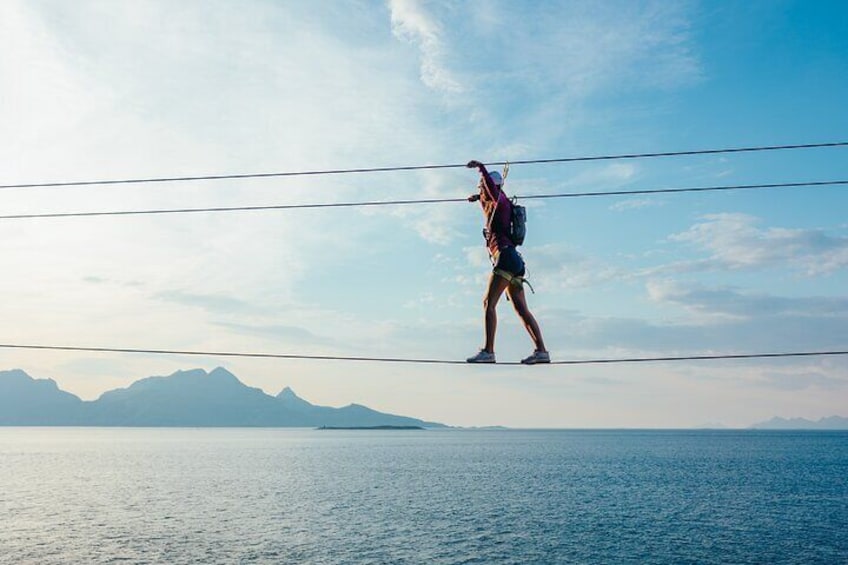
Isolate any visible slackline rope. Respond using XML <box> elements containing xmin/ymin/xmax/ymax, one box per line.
<box><xmin>2</xmin><ymin>179</ymin><xmax>846</xmax><ymax>221</ymax></box>
<box><xmin>1</xmin><ymin>141</ymin><xmax>846</xmax><ymax>190</ymax></box>
<box><xmin>0</xmin><ymin>343</ymin><xmax>846</xmax><ymax>366</ymax></box>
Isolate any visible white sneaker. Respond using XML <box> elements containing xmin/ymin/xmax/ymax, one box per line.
<box><xmin>466</xmin><ymin>350</ymin><xmax>496</xmax><ymax>363</ymax></box>
<box><xmin>521</xmin><ymin>350</ymin><xmax>550</xmax><ymax>365</ymax></box>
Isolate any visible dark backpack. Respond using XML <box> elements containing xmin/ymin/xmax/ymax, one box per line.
<box><xmin>486</xmin><ymin>195</ymin><xmax>526</xmax><ymax>247</ymax></box>
<box><xmin>509</xmin><ymin>197</ymin><xmax>526</xmax><ymax>246</ymax></box>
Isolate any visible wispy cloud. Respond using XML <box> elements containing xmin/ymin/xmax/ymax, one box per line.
<box><xmin>155</xmin><ymin>290</ymin><xmax>260</xmax><ymax>315</ymax></box>
<box><xmin>542</xmin><ymin>287</ymin><xmax>848</xmax><ymax>358</ymax></box>
<box><xmin>456</xmin><ymin>242</ymin><xmax>627</xmax><ymax>291</ymax></box>
<box><xmin>214</xmin><ymin>321</ymin><xmax>334</xmax><ymax>347</ymax></box>
<box><xmin>389</xmin><ymin>0</ymin><xmax>463</xmax><ymax>94</ymax></box>
<box><xmin>664</xmin><ymin>213</ymin><xmax>848</xmax><ymax>276</ymax></box>
<box><xmin>648</xmin><ymin>280</ymin><xmax>848</xmax><ymax>320</ymax></box>
<box><xmin>610</xmin><ymin>198</ymin><xmax>663</xmax><ymax>211</ymax></box>
<box><xmin>757</xmin><ymin>369</ymin><xmax>847</xmax><ymax>391</ymax></box>
<box><xmin>531</xmin><ymin>243</ymin><xmax>628</xmax><ymax>290</ymax></box>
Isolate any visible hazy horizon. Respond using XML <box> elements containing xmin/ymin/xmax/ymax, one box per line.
<box><xmin>4</xmin><ymin>366</ymin><xmax>847</xmax><ymax>430</ymax></box>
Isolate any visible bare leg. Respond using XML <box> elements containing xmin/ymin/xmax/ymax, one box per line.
<box><xmin>483</xmin><ymin>273</ymin><xmax>511</xmax><ymax>352</ymax></box>
<box><xmin>507</xmin><ymin>283</ymin><xmax>547</xmax><ymax>352</ymax></box>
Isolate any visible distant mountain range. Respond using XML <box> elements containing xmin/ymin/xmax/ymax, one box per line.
<box><xmin>749</xmin><ymin>416</ymin><xmax>848</xmax><ymax>430</ymax></box>
<box><xmin>4</xmin><ymin>367</ymin><xmax>844</xmax><ymax>430</ymax></box>
<box><xmin>0</xmin><ymin>368</ymin><xmax>446</xmax><ymax>428</ymax></box>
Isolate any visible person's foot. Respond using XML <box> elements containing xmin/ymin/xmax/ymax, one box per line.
<box><xmin>521</xmin><ymin>350</ymin><xmax>550</xmax><ymax>365</ymax></box>
<box><xmin>466</xmin><ymin>350</ymin><xmax>496</xmax><ymax>363</ymax></box>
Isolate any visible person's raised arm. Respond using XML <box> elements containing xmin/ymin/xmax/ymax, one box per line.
<box><xmin>467</xmin><ymin>160</ymin><xmax>500</xmax><ymax>202</ymax></box>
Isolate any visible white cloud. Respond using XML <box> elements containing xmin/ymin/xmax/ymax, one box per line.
<box><xmin>530</xmin><ymin>243</ymin><xmax>627</xmax><ymax>290</ymax></box>
<box><xmin>388</xmin><ymin>0</ymin><xmax>702</xmax><ymax>150</ymax></box>
<box><xmin>666</xmin><ymin>213</ymin><xmax>848</xmax><ymax>275</ymax></box>
<box><xmin>542</xmin><ymin>287</ymin><xmax>848</xmax><ymax>360</ymax></box>
<box><xmin>353</xmin><ymin>167</ymin><xmax>472</xmax><ymax>245</ymax></box>
<box><xmin>389</xmin><ymin>0</ymin><xmax>464</xmax><ymax>94</ymax></box>
<box><xmin>648</xmin><ymin>280</ymin><xmax>848</xmax><ymax>320</ymax></box>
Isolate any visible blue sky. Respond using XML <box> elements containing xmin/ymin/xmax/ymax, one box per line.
<box><xmin>1</xmin><ymin>0</ymin><xmax>847</xmax><ymax>427</ymax></box>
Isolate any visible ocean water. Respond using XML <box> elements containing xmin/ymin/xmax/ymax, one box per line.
<box><xmin>0</xmin><ymin>429</ymin><xmax>845</xmax><ymax>564</ymax></box>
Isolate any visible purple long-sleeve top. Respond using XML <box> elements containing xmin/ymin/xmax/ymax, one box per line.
<box><xmin>477</xmin><ymin>165</ymin><xmax>513</xmax><ymax>256</ymax></box>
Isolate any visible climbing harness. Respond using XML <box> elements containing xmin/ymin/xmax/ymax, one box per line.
<box><xmin>493</xmin><ymin>268</ymin><xmax>535</xmax><ymax>294</ymax></box>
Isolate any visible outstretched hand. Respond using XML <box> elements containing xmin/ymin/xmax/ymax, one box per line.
<box><xmin>466</xmin><ymin>160</ymin><xmax>483</xmax><ymax>169</ymax></box>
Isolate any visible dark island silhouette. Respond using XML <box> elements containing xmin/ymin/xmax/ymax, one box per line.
<box><xmin>0</xmin><ymin>368</ymin><xmax>446</xmax><ymax>428</ymax></box>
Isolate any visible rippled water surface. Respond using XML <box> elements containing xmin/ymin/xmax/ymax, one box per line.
<box><xmin>1</xmin><ymin>428</ymin><xmax>846</xmax><ymax>564</ymax></box>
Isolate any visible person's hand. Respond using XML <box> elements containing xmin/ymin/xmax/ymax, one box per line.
<box><xmin>468</xmin><ymin>193</ymin><xmax>480</xmax><ymax>202</ymax></box>
<box><xmin>466</xmin><ymin>160</ymin><xmax>482</xmax><ymax>169</ymax></box>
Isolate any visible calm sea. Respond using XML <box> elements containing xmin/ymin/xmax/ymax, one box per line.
<box><xmin>0</xmin><ymin>428</ymin><xmax>845</xmax><ymax>564</ymax></box>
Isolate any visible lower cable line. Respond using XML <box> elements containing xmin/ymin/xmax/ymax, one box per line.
<box><xmin>1</xmin><ymin>343</ymin><xmax>845</xmax><ymax>366</ymax></box>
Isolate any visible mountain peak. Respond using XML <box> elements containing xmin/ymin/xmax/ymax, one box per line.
<box><xmin>1</xmin><ymin>368</ymin><xmax>62</xmax><ymax>391</ymax></box>
<box><xmin>1</xmin><ymin>368</ymin><xmax>34</xmax><ymax>382</ymax></box>
<box><xmin>169</xmin><ymin>368</ymin><xmax>209</xmax><ymax>380</ymax></box>
<box><xmin>276</xmin><ymin>386</ymin><xmax>311</xmax><ymax>405</ymax></box>
<box><xmin>208</xmin><ymin>366</ymin><xmax>239</xmax><ymax>382</ymax></box>
<box><xmin>0</xmin><ymin>369</ymin><xmax>82</xmax><ymax>424</ymax></box>
<box><xmin>751</xmin><ymin>415</ymin><xmax>848</xmax><ymax>430</ymax></box>
<box><xmin>277</xmin><ymin>386</ymin><xmax>297</xmax><ymax>399</ymax></box>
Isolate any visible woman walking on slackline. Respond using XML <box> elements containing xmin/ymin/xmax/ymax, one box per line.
<box><xmin>465</xmin><ymin>159</ymin><xmax>550</xmax><ymax>364</ymax></box>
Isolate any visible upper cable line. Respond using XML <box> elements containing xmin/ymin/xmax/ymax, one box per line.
<box><xmin>2</xmin><ymin>179</ymin><xmax>846</xmax><ymax>221</ymax></box>
<box><xmin>1</xmin><ymin>141</ymin><xmax>846</xmax><ymax>191</ymax></box>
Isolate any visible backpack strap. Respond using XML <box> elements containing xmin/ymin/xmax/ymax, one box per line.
<box><xmin>486</xmin><ymin>191</ymin><xmax>512</xmax><ymax>242</ymax></box>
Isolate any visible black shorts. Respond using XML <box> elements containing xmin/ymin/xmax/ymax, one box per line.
<box><xmin>494</xmin><ymin>246</ymin><xmax>525</xmax><ymax>277</ymax></box>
